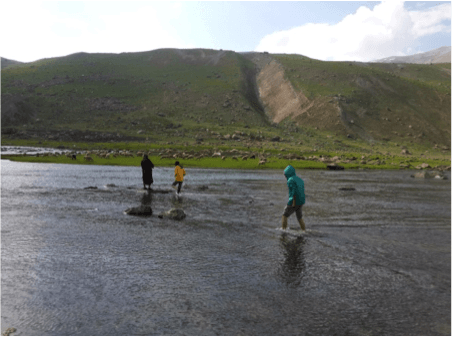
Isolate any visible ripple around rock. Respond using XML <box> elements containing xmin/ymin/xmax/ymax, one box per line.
<box><xmin>124</xmin><ymin>205</ymin><xmax>153</xmax><ymax>216</ymax></box>
<box><xmin>158</xmin><ymin>208</ymin><xmax>186</xmax><ymax>220</ymax></box>
<box><xmin>411</xmin><ymin>171</ymin><xmax>447</xmax><ymax>179</ymax></box>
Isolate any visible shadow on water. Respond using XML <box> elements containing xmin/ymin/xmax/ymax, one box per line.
<box><xmin>278</xmin><ymin>233</ymin><xmax>306</xmax><ymax>287</ymax></box>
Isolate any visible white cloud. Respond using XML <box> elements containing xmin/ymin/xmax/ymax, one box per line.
<box><xmin>1</xmin><ymin>2</ymin><xmax>194</xmax><ymax>62</ymax></box>
<box><xmin>254</xmin><ymin>2</ymin><xmax>451</xmax><ymax>62</ymax></box>
<box><xmin>410</xmin><ymin>3</ymin><xmax>451</xmax><ymax>36</ymax></box>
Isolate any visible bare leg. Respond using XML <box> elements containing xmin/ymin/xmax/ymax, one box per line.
<box><xmin>298</xmin><ymin>218</ymin><xmax>306</xmax><ymax>231</ymax></box>
<box><xmin>282</xmin><ymin>216</ymin><xmax>288</xmax><ymax>230</ymax></box>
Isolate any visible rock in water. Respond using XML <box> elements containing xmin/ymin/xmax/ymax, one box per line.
<box><xmin>158</xmin><ymin>208</ymin><xmax>186</xmax><ymax>220</ymax></box>
<box><xmin>327</xmin><ymin>164</ymin><xmax>345</xmax><ymax>170</ymax></box>
<box><xmin>2</xmin><ymin>328</ymin><xmax>17</xmax><ymax>336</ymax></box>
<box><xmin>339</xmin><ymin>187</ymin><xmax>356</xmax><ymax>191</ymax></box>
<box><xmin>411</xmin><ymin>171</ymin><xmax>447</xmax><ymax>179</ymax></box>
<box><xmin>124</xmin><ymin>205</ymin><xmax>153</xmax><ymax>216</ymax></box>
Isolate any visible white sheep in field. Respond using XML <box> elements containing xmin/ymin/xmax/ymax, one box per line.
<box><xmin>84</xmin><ymin>156</ymin><xmax>93</xmax><ymax>161</ymax></box>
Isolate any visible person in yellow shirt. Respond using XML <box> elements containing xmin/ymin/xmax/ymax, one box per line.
<box><xmin>171</xmin><ymin>161</ymin><xmax>186</xmax><ymax>195</ymax></box>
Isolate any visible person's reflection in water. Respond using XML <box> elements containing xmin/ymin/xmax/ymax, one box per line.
<box><xmin>278</xmin><ymin>233</ymin><xmax>306</xmax><ymax>287</ymax></box>
<box><xmin>141</xmin><ymin>189</ymin><xmax>153</xmax><ymax>206</ymax></box>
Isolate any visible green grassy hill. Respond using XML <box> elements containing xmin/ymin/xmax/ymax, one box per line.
<box><xmin>242</xmin><ymin>52</ymin><xmax>450</xmax><ymax>147</ymax></box>
<box><xmin>1</xmin><ymin>48</ymin><xmax>450</xmax><ymax>165</ymax></box>
<box><xmin>2</xmin><ymin>49</ymin><xmax>268</xmax><ymax>138</ymax></box>
<box><xmin>1</xmin><ymin>57</ymin><xmax>23</xmax><ymax>70</ymax></box>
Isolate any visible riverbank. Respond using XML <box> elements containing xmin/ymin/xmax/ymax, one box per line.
<box><xmin>2</xmin><ymin>150</ymin><xmax>450</xmax><ymax>171</ymax></box>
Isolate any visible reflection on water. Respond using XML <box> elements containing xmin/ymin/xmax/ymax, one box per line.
<box><xmin>278</xmin><ymin>233</ymin><xmax>306</xmax><ymax>287</ymax></box>
<box><xmin>140</xmin><ymin>190</ymin><xmax>153</xmax><ymax>206</ymax></box>
<box><xmin>1</xmin><ymin>160</ymin><xmax>450</xmax><ymax>335</ymax></box>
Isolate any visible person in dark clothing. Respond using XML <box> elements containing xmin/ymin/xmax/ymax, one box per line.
<box><xmin>141</xmin><ymin>154</ymin><xmax>155</xmax><ymax>190</ymax></box>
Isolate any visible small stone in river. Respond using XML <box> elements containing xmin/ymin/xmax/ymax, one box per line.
<box><xmin>125</xmin><ymin>205</ymin><xmax>153</xmax><ymax>216</ymax></box>
<box><xmin>84</xmin><ymin>186</ymin><xmax>98</xmax><ymax>189</ymax></box>
<box><xmin>2</xmin><ymin>328</ymin><xmax>17</xmax><ymax>336</ymax></box>
<box><xmin>411</xmin><ymin>171</ymin><xmax>447</xmax><ymax>179</ymax></box>
<box><xmin>339</xmin><ymin>187</ymin><xmax>356</xmax><ymax>191</ymax></box>
<box><xmin>327</xmin><ymin>164</ymin><xmax>344</xmax><ymax>170</ymax></box>
<box><xmin>106</xmin><ymin>184</ymin><xmax>117</xmax><ymax>188</ymax></box>
<box><xmin>158</xmin><ymin>208</ymin><xmax>186</xmax><ymax>220</ymax></box>
<box><xmin>197</xmin><ymin>185</ymin><xmax>209</xmax><ymax>191</ymax></box>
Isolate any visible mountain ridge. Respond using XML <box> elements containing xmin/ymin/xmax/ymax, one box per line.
<box><xmin>1</xmin><ymin>57</ymin><xmax>23</xmax><ymax>69</ymax></box>
<box><xmin>372</xmin><ymin>46</ymin><xmax>451</xmax><ymax>64</ymax></box>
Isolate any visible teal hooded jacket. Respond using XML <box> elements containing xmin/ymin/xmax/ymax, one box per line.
<box><xmin>284</xmin><ymin>165</ymin><xmax>305</xmax><ymax>206</ymax></box>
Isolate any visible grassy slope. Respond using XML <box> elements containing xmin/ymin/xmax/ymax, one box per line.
<box><xmin>2</xmin><ymin>49</ymin><xmax>267</xmax><ymax>136</ymax></box>
<box><xmin>273</xmin><ymin>54</ymin><xmax>451</xmax><ymax>146</ymax></box>
<box><xmin>1</xmin><ymin>49</ymin><xmax>450</xmax><ymax>169</ymax></box>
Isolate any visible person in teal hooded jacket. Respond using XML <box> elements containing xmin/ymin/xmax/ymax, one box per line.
<box><xmin>282</xmin><ymin>165</ymin><xmax>306</xmax><ymax>231</ymax></box>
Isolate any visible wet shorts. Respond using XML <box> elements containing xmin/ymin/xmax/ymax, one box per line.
<box><xmin>283</xmin><ymin>204</ymin><xmax>303</xmax><ymax>220</ymax></box>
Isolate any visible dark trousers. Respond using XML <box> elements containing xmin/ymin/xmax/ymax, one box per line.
<box><xmin>172</xmin><ymin>181</ymin><xmax>183</xmax><ymax>193</ymax></box>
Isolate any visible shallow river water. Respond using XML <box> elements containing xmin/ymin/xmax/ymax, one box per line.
<box><xmin>1</xmin><ymin>160</ymin><xmax>450</xmax><ymax>335</ymax></box>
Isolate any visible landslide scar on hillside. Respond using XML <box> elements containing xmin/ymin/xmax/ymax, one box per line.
<box><xmin>256</xmin><ymin>60</ymin><xmax>333</xmax><ymax>125</ymax></box>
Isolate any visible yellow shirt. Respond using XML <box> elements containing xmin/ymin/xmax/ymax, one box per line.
<box><xmin>175</xmin><ymin>165</ymin><xmax>186</xmax><ymax>182</ymax></box>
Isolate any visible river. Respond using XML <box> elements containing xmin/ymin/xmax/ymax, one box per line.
<box><xmin>1</xmin><ymin>159</ymin><xmax>450</xmax><ymax>335</ymax></box>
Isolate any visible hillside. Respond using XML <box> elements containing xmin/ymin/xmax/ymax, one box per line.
<box><xmin>1</xmin><ymin>48</ymin><xmax>451</xmax><ymax>153</ymax></box>
<box><xmin>2</xmin><ymin>49</ymin><xmax>269</xmax><ymax>140</ymax></box>
<box><xmin>243</xmin><ymin>52</ymin><xmax>451</xmax><ymax>147</ymax></box>
<box><xmin>373</xmin><ymin>46</ymin><xmax>451</xmax><ymax>64</ymax></box>
<box><xmin>1</xmin><ymin>57</ymin><xmax>23</xmax><ymax>69</ymax></box>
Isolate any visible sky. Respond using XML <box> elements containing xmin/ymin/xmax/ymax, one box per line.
<box><xmin>1</xmin><ymin>1</ymin><xmax>451</xmax><ymax>63</ymax></box>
